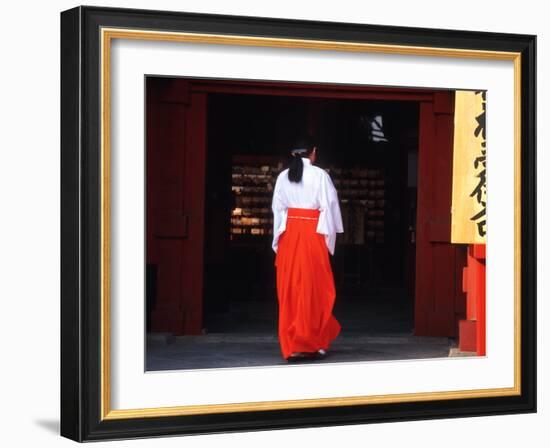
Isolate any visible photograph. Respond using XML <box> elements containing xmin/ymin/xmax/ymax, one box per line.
<box><xmin>1</xmin><ymin>0</ymin><xmax>546</xmax><ymax>444</ymax></box>
<box><xmin>144</xmin><ymin>78</ymin><xmax>488</xmax><ymax>371</ymax></box>
<box><xmin>58</xmin><ymin>4</ymin><xmax>536</xmax><ymax>442</ymax></box>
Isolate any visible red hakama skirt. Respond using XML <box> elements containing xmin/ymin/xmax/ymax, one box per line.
<box><xmin>274</xmin><ymin>207</ymin><xmax>341</xmax><ymax>360</ymax></box>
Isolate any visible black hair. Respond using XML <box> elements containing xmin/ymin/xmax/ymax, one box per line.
<box><xmin>288</xmin><ymin>134</ymin><xmax>316</xmax><ymax>183</ymax></box>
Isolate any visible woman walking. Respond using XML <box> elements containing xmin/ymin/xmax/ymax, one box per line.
<box><xmin>271</xmin><ymin>135</ymin><xmax>344</xmax><ymax>362</ymax></box>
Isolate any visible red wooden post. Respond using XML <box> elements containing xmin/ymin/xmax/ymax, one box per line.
<box><xmin>474</xmin><ymin>244</ymin><xmax>486</xmax><ymax>356</ymax></box>
<box><xmin>458</xmin><ymin>244</ymin><xmax>486</xmax><ymax>354</ymax></box>
<box><xmin>414</xmin><ymin>93</ymin><xmax>466</xmax><ymax>337</ymax></box>
<box><xmin>147</xmin><ymin>78</ymin><xmax>207</xmax><ymax>335</ymax></box>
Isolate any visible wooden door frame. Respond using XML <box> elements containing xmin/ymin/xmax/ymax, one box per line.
<box><xmin>148</xmin><ymin>76</ymin><xmax>464</xmax><ymax>337</ymax></box>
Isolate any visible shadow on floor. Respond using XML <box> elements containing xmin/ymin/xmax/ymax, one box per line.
<box><xmin>146</xmin><ymin>287</ymin><xmax>472</xmax><ymax>371</ymax></box>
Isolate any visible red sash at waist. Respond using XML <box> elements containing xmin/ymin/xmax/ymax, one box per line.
<box><xmin>287</xmin><ymin>207</ymin><xmax>320</xmax><ymax>220</ymax></box>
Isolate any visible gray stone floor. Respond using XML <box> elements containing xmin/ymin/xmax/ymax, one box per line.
<box><xmin>146</xmin><ymin>287</ymin><xmax>475</xmax><ymax>371</ymax></box>
<box><xmin>146</xmin><ymin>331</ymin><xmax>460</xmax><ymax>371</ymax></box>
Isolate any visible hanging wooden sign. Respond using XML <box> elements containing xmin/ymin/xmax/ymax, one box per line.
<box><xmin>451</xmin><ymin>90</ymin><xmax>487</xmax><ymax>244</ymax></box>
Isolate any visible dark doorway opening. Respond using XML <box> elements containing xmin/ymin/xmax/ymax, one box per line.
<box><xmin>203</xmin><ymin>93</ymin><xmax>419</xmax><ymax>336</ymax></box>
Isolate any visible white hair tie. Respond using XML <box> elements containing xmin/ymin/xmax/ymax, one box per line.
<box><xmin>291</xmin><ymin>148</ymin><xmax>308</xmax><ymax>156</ymax></box>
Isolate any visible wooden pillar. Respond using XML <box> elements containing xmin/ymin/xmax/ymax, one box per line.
<box><xmin>414</xmin><ymin>92</ymin><xmax>467</xmax><ymax>337</ymax></box>
<box><xmin>459</xmin><ymin>244</ymin><xmax>486</xmax><ymax>354</ymax></box>
<box><xmin>146</xmin><ymin>78</ymin><xmax>207</xmax><ymax>335</ymax></box>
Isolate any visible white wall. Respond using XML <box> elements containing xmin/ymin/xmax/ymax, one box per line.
<box><xmin>0</xmin><ymin>0</ymin><xmax>546</xmax><ymax>446</ymax></box>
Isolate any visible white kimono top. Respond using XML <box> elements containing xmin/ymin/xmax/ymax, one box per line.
<box><xmin>271</xmin><ymin>157</ymin><xmax>344</xmax><ymax>255</ymax></box>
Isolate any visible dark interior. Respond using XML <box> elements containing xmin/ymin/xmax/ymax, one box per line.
<box><xmin>202</xmin><ymin>93</ymin><xmax>420</xmax><ymax>335</ymax></box>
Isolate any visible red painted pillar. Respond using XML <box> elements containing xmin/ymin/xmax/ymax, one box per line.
<box><xmin>147</xmin><ymin>78</ymin><xmax>207</xmax><ymax>335</ymax></box>
<box><xmin>458</xmin><ymin>244</ymin><xmax>486</xmax><ymax>355</ymax></box>
<box><xmin>415</xmin><ymin>93</ymin><xmax>466</xmax><ymax>337</ymax></box>
<box><xmin>474</xmin><ymin>244</ymin><xmax>486</xmax><ymax>355</ymax></box>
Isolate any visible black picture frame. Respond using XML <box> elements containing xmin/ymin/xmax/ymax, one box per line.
<box><xmin>60</xmin><ymin>5</ymin><xmax>537</xmax><ymax>442</ymax></box>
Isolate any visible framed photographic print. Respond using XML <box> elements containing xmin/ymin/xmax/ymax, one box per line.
<box><xmin>60</xmin><ymin>5</ymin><xmax>537</xmax><ymax>442</ymax></box>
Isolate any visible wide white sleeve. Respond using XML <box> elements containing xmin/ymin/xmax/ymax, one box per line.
<box><xmin>316</xmin><ymin>171</ymin><xmax>344</xmax><ymax>255</ymax></box>
<box><xmin>271</xmin><ymin>174</ymin><xmax>287</xmax><ymax>253</ymax></box>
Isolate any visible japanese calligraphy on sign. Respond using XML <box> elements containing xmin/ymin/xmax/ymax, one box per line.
<box><xmin>451</xmin><ymin>90</ymin><xmax>487</xmax><ymax>244</ymax></box>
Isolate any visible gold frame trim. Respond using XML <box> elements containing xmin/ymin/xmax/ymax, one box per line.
<box><xmin>100</xmin><ymin>28</ymin><xmax>522</xmax><ymax>420</ymax></box>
